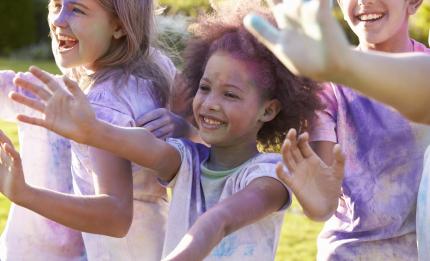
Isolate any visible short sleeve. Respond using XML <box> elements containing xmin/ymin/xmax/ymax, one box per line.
<box><xmin>0</xmin><ymin>70</ymin><xmax>47</xmax><ymax>121</ymax></box>
<box><xmin>161</xmin><ymin>138</ymin><xmax>188</xmax><ymax>187</ymax></box>
<box><xmin>236</xmin><ymin>154</ymin><xmax>292</xmax><ymax>211</ymax></box>
<box><xmin>91</xmin><ymin>102</ymin><xmax>134</xmax><ymax>127</ymax></box>
<box><xmin>309</xmin><ymin>83</ymin><xmax>338</xmax><ymax>143</ymax></box>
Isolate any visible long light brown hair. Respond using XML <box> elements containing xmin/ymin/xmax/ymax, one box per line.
<box><xmin>70</xmin><ymin>0</ymin><xmax>172</xmax><ymax>107</ymax></box>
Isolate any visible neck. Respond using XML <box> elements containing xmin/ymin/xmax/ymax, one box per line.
<box><xmin>207</xmin><ymin>141</ymin><xmax>259</xmax><ymax>171</ymax></box>
<box><xmin>359</xmin><ymin>24</ymin><xmax>413</xmax><ymax>53</ymax></box>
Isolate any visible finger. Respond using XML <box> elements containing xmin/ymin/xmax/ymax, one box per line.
<box><xmin>286</xmin><ymin>129</ymin><xmax>303</xmax><ymax>162</ymax></box>
<box><xmin>16</xmin><ymin>115</ymin><xmax>48</xmax><ymax>129</ymax></box>
<box><xmin>9</xmin><ymin>92</ymin><xmax>45</xmax><ymax>113</ymax></box>
<box><xmin>297</xmin><ymin>132</ymin><xmax>314</xmax><ymax>158</ymax></box>
<box><xmin>29</xmin><ymin>66</ymin><xmax>61</xmax><ymax>93</ymax></box>
<box><xmin>332</xmin><ymin>144</ymin><xmax>345</xmax><ymax>179</ymax></box>
<box><xmin>13</xmin><ymin>77</ymin><xmax>52</xmax><ymax>101</ymax></box>
<box><xmin>136</xmin><ymin>108</ymin><xmax>165</xmax><ymax>127</ymax></box>
<box><xmin>63</xmin><ymin>76</ymin><xmax>86</xmax><ymax>99</ymax></box>
<box><xmin>244</xmin><ymin>14</ymin><xmax>280</xmax><ymax>51</ymax></box>
<box><xmin>151</xmin><ymin>125</ymin><xmax>175</xmax><ymax>139</ymax></box>
<box><xmin>3</xmin><ymin>143</ymin><xmax>21</xmax><ymax>166</ymax></box>
<box><xmin>0</xmin><ymin>131</ymin><xmax>14</xmax><ymax>147</ymax></box>
<box><xmin>281</xmin><ymin>138</ymin><xmax>297</xmax><ymax>171</ymax></box>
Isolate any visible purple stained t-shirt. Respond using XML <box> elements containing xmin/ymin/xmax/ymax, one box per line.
<box><xmin>310</xmin><ymin>40</ymin><xmax>430</xmax><ymax>261</ymax></box>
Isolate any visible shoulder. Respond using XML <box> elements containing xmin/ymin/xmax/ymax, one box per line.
<box><xmin>233</xmin><ymin>153</ymin><xmax>282</xmax><ymax>187</ymax></box>
<box><xmin>87</xmin><ymin>75</ymin><xmax>159</xmax><ymax>124</ymax></box>
<box><xmin>412</xmin><ymin>39</ymin><xmax>430</xmax><ymax>54</ymax></box>
<box><xmin>150</xmin><ymin>48</ymin><xmax>176</xmax><ymax>80</ymax></box>
<box><xmin>167</xmin><ymin>138</ymin><xmax>210</xmax><ymax>162</ymax></box>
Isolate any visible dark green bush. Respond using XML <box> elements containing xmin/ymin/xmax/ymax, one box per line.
<box><xmin>0</xmin><ymin>0</ymin><xmax>36</xmax><ymax>55</ymax></box>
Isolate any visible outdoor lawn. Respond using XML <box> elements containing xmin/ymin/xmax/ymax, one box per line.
<box><xmin>0</xmin><ymin>58</ymin><xmax>323</xmax><ymax>260</ymax></box>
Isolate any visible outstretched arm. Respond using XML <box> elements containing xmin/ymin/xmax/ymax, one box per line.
<box><xmin>0</xmin><ymin>131</ymin><xmax>132</xmax><ymax>237</ymax></box>
<box><xmin>276</xmin><ymin>129</ymin><xmax>344</xmax><ymax>221</ymax></box>
<box><xmin>11</xmin><ymin>66</ymin><xmax>180</xmax><ymax>181</ymax></box>
<box><xmin>244</xmin><ymin>0</ymin><xmax>430</xmax><ymax>124</ymax></box>
<box><xmin>163</xmin><ymin>177</ymin><xmax>288</xmax><ymax>261</ymax></box>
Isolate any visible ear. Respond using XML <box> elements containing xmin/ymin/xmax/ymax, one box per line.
<box><xmin>407</xmin><ymin>0</ymin><xmax>423</xmax><ymax>15</ymax></box>
<box><xmin>259</xmin><ymin>99</ymin><xmax>281</xmax><ymax>123</ymax></box>
<box><xmin>112</xmin><ymin>19</ymin><xmax>126</xmax><ymax>39</ymax></box>
<box><xmin>113</xmin><ymin>27</ymin><xmax>126</xmax><ymax>39</ymax></box>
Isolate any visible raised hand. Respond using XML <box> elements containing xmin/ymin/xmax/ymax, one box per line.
<box><xmin>276</xmin><ymin>129</ymin><xmax>345</xmax><ymax>221</ymax></box>
<box><xmin>11</xmin><ymin>66</ymin><xmax>96</xmax><ymax>144</ymax></box>
<box><xmin>0</xmin><ymin>131</ymin><xmax>27</xmax><ymax>204</ymax></box>
<box><xmin>244</xmin><ymin>0</ymin><xmax>349</xmax><ymax>81</ymax></box>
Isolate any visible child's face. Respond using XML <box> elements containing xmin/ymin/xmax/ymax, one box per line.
<box><xmin>48</xmin><ymin>0</ymin><xmax>120</xmax><ymax>70</ymax></box>
<box><xmin>337</xmin><ymin>0</ymin><xmax>417</xmax><ymax>46</ymax></box>
<box><xmin>192</xmin><ymin>51</ymin><xmax>277</xmax><ymax>147</ymax></box>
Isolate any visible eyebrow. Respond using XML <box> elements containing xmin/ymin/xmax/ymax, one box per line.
<box><xmin>68</xmin><ymin>0</ymin><xmax>90</xmax><ymax>10</ymax></box>
<box><xmin>201</xmin><ymin>77</ymin><xmax>245</xmax><ymax>92</ymax></box>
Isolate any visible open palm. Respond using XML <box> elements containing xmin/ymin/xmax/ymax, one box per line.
<box><xmin>0</xmin><ymin>131</ymin><xmax>26</xmax><ymax>203</ymax></box>
<box><xmin>276</xmin><ymin>129</ymin><xmax>344</xmax><ymax>221</ymax></box>
<box><xmin>11</xmin><ymin>67</ymin><xmax>96</xmax><ymax>144</ymax></box>
<box><xmin>244</xmin><ymin>0</ymin><xmax>349</xmax><ymax>81</ymax></box>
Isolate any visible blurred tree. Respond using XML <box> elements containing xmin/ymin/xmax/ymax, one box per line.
<box><xmin>0</xmin><ymin>0</ymin><xmax>36</xmax><ymax>55</ymax></box>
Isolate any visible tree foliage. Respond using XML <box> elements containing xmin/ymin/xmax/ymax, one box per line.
<box><xmin>0</xmin><ymin>0</ymin><xmax>36</xmax><ymax>55</ymax></box>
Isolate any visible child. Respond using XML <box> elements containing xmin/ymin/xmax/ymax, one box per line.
<box><xmin>7</xmin><ymin>2</ymin><xmax>345</xmax><ymax>260</ymax></box>
<box><xmin>0</xmin><ymin>72</ymin><xmax>85</xmax><ymax>260</ymax></box>
<box><xmin>0</xmin><ymin>0</ymin><xmax>185</xmax><ymax>260</ymax></box>
<box><xmin>246</xmin><ymin>0</ymin><xmax>430</xmax><ymax>260</ymax></box>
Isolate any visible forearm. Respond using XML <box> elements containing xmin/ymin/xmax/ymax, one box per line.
<box><xmin>86</xmin><ymin>119</ymin><xmax>179</xmax><ymax>181</ymax></box>
<box><xmin>164</xmin><ymin>210</ymin><xmax>228</xmax><ymax>261</ymax></box>
<box><xmin>17</xmin><ymin>185</ymin><xmax>131</xmax><ymax>237</ymax></box>
<box><xmin>330</xmin><ymin>49</ymin><xmax>430</xmax><ymax>124</ymax></box>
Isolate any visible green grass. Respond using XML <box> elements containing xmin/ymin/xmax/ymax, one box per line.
<box><xmin>0</xmin><ymin>58</ymin><xmax>322</xmax><ymax>260</ymax></box>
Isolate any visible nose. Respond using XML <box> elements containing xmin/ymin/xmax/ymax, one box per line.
<box><xmin>202</xmin><ymin>93</ymin><xmax>221</xmax><ymax>111</ymax></box>
<box><xmin>357</xmin><ymin>0</ymin><xmax>374</xmax><ymax>6</ymax></box>
<box><xmin>50</xmin><ymin>7</ymin><xmax>69</xmax><ymax>29</ymax></box>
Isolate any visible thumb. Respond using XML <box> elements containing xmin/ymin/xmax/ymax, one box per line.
<box><xmin>331</xmin><ymin>144</ymin><xmax>345</xmax><ymax>179</ymax></box>
<box><xmin>63</xmin><ymin>76</ymin><xmax>86</xmax><ymax>100</ymax></box>
<box><xmin>244</xmin><ymin>14</ymin><xmax>280</xmax><ymax>52</ymax></box>
<box><xmin>276</xmin><ymin>162</ymin><xmax>295</xmax><ymax>189</ymax></box>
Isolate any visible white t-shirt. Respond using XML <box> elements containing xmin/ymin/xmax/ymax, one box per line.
<box><xmin>162</xmin><ymin>138</ymin><xmax>291</xmax><ymax>260</ymax></box>
<box><xmin>71</xmin><ymin>52</ymin><xmax>175</xmax><ymax>261</ymax></box>
<box><xmin>0</xmin><ymin>71</ymin><xmax>86</xmax><ymax>261</ymax></box>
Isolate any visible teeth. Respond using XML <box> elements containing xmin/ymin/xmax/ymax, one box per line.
<box><xmin>57</xmin><ymin>35</ymin><xmax>77</xmax><ymax>41</ymax></box>
<box><xmin>203</xmin><ymin>117</ymin><xmax>223</xmax><ymax>126</ymax></box>
<box><xmin>358</xmin><ymin>13</ymin><xmax>383</xmax><ymax>21</ymax></box>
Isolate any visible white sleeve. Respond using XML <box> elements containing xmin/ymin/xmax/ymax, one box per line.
<box><xmin>0</xmin><ymin>70</ymin><xmax>47</xmax><ymax>121</ymax></box>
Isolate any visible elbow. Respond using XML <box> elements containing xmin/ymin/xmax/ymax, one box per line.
<box><xmin>102</xmin><ymin>202</ymin><xmax>133</xmax><ymax>238</ymax></box>
<box><xmin>109</xmin><ymin>218</ymin><xmax>132</xmax><ymax>238</ymax></box>
<box><xmin>303</xmin><ymin>208</ymin><xmax>335</xmax><ymax>222</ymax></box>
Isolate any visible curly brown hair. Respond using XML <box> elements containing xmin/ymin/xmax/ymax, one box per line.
<box><xmin>182</xmin><ymin>1</ymin><xmax>323</xmax><ymax>150</ymax></box>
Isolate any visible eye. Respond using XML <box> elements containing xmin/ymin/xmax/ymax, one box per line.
<box><xmin>72</xmin><ymin>7</ymin><xmax>85</xmax><ymax>15</ymax></box>
<box><xmin>225</xmin><ymin>91</ymin><xmax>240</xmax><ymax>99</ymax></box>
<box><xmin>198</xmin><ymin>84</ymin><xmax>210</xmax><ymax>92</ymax></box>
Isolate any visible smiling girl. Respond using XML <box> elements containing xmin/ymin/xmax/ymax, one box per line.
<box><xmin>0</xmin><ymin>0</ymin><xmax>176</xmax><ymax>260</ymax></box>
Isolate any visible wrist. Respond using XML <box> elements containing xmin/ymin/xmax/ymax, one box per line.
<box><xmin>14</xmin><ymin>183</ymin><xmax>35</xmax><ymax>207</ymax></box>
<box><xmin>82</xmin><ymin>119</ymin><xmax>106</xmax><ymax>146</ymax></box>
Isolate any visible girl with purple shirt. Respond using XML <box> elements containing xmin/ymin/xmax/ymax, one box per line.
<box><xmin>246</xmin><ymin>0</ymin><xmax>430</xmax><ymax>260</ymax></box>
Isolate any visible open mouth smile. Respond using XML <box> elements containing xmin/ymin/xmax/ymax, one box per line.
<box><xmin>199</xmin><ymin>115</ymin><xmax>226</xmax><ymax>129</ymax></box>
<box><xmin>356</xmin><ymin>13</ymin><xmax>384</xmax><ymax>23</ymax></box>
<box><xmin>57</xmin><ymin>34</ymin><xmax>79</xmax><ymax>53</ymax></box>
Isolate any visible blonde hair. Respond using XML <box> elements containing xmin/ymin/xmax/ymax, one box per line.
<box><xmin>71</xmin><ymin>0</ymin><xmax>171</xmax><ymax>107</ymax></box>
